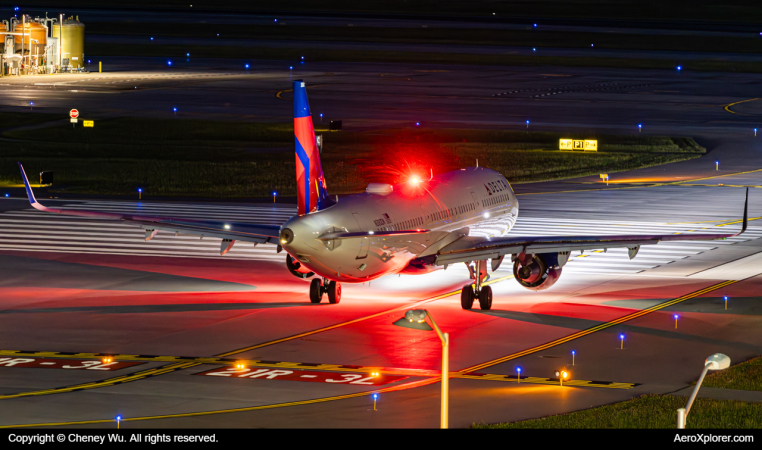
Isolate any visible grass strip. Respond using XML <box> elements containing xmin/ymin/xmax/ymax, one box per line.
<box><xmin>476</xmin><ymin>394</ymin><xmax>762</xmax><ymax>429</ymax></box>
<box><xmin>704</xmin><ymin>356</ymin><xmax>762</xmax><ymax>392</ymax></box>
<box><xmin>0</xmin><ymin>116</ymin><xmax>704</xmax><ymax>197</ymax></box>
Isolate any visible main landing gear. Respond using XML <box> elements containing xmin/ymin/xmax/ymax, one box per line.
<box><xmin>309</xmin><ymin>278</ymin><xmax>342</xmax><ymax>304</ymax></box>
<box><xmin>461</xmin><ymin>260</ymin><xmax>492</xmax><ymax>311</ymax></box>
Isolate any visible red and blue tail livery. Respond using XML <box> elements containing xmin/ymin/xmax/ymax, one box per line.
<box><xmin>293</xmin><ymin>80</ymin><xmax>332</xmax><ymax>216</ymax></box>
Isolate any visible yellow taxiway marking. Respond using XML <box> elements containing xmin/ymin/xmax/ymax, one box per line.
<box><xmin>0</xmin><ymin>361</ymin><xmax>198</xmax><ymax>400</ymax></box>
<box><xmin>723</xmin><ymin>98</ymin><xmax>759</xmax><ymax>114</ymax></box>
<box><xmin>0</xmin><ymin>276</ymin><xmax>515</xmax><ymax>400</ymax></box>
<box><xmin>517</xmin><ymin>168</ymin><xmax>762</xmax><ymax>197</ymax></box>
<box><xmin>0</xmin><ymin>377</ymin><xmax>440</xmax><ymax>428</ymax></box>
<box><xmin>216</xmin><ymin>274</ymin><xmax>514</xmax><ymax>357</ymax></box>
<box><xmin>459</xmin><ymin>280</ymin><xmax>737</xmax><ymax>373</ymax></box>
<box><xmin>0</xmin><ymin>350</ymin><xmax>636</xmax><ymax>389</ymax></box>
<box><xmin>13</xmin><ymin>276</ymin><xmax>724</xmax><ymax>428</ymax></box>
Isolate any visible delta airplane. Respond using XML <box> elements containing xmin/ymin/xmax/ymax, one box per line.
<box><xmin>18</xmin><ymin>80</ymin><xmax>748</xmax><ymax>310</ymax></box>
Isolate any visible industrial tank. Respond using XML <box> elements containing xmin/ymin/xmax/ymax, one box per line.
<box><xmin>52</xmin><ymin>16</ymin><xmax>84</xmax><ymax>68</ymax></box>
<box><xmin>13</xmin><ymin>19</ymin><xmax>46</xmax><ymax>60</ymax></box>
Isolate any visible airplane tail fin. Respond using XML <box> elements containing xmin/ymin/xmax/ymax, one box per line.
<box><xmin>293</xmin><ymin>80</ymin><xmax>333</xmax><ymax>215</ymax></box>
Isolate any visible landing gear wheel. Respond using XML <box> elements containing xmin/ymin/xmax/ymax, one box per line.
<box><xmin>326</xmin><ymin>281</ymin><xmax>342</xmax><ymax>304</ymax></box>
<box><xmin>461</xmin><ymin>285</ymin><xmax>475</xmax><ymax>310</ymax></box>
<box><xmin>478</xmin><ymin>285</ymin><xmax>493</xmax><ymax>310</ymax></box>
<box><xmin>309</xmin><ymin>278</ymin><xmax>323</xmax><ymax>304</ymax></box>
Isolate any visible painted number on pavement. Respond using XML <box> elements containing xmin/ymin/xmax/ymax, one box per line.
<box><xmin>0</xmin><ymin>358</ymin><xmax>144</xmax><ymax>371</ymax></box>
<box><xmin>196</xmin><ymin>367</ymin><xmax>408</xmax><ymax>386</ymax></box>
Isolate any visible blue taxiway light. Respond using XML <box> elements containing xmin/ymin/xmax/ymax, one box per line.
<box><xmin>274</xmin><ymin>19</ymin><xmax>278</xmax><ymax>22</ymax></box>
<box><xmin>272</xmin><ymin>192</ymin><xmax>277</xmax><ymax>196</ymax></box>
<box><xmin>533</xmin><ymin>23</ymin><xmax>537</xmax><ymax>27</ymax></box>
<box><xmin>677</xmin><ymin>65</ymin><xmax>682</xmax><ymax>71</ymax></box>
<box><xmin>591</xmin><ymin>43</ymin><xmax>594</xmax><ymax>47</ymax></box>
<box><xmin>187</xmin><ymin>53</ymin><xmax>190</xmax><ymax>57</ymax></box>
<box><xmin>415</xmin><ymin>122</ymin><xmax>420</xmax><ymax>126</ymax></box>
<box><xmin>4</xmin><ymin>193</ymin><xmax>8</xmax><ymax>197</ymax></box>
<box><xmin>372</xmin><ymin>393</ymin><xmax>378</xmax><ymax>400</ymax></box>
<box><xmin>620</xmin><ymin>334</ymin><xmax>625</xmax><ymax>339</ymax></box>
<box><xmin>674</xmin><ymin>314</ymin><xmax>679</xmax><ymax>319</ymax></box>
<box><xmin>572</xmin><ymin>350</ymin><xmax>576</xmax><ymax>355</ymax></box>
<box><xmin>167</xmin><ymin>60</ymin><xmax>172</xmax><ymax>66</ymax></box>
<box><xmin>245</xmin><ymin>64</ymin><xmax>250</xmax><ymax>69</ymax></box>
<box><xmin>516</xmin><ymin>367</ymin><xmax>522</xmax><ymax>372</ymax></box>
<box><xmin>138</xmin><ymin>189</ymin><xmax>142</xmax><ymax>193</ymax></box>
<box><xmin>173</xmin><ymin>107</ymin><xmax>177</xmax><ymax>112</ymax></box>
<box><xmin>289</xmin><ymin>66</ymin><xmax>293</xmax><ymax>70</ymax></box>
<box><xmin>150</xmin><ymin>37</ymin><xmax>154</xmax><ymax>41</ymax></box>
<box><xmin>532</xmin><ymin>47</ymin><xmax>536</xmax><ymax>51</ymax></box>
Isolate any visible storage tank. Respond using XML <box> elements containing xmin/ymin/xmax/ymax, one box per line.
<box><xmin>13</xmin><ymin>18</ymin><xmax>46</xmax><ymax>61</ymax></box>
<box><xmin>52</xmin><ymin>16</ymin><xmax>84</xmax><ymax>68</ymax></box>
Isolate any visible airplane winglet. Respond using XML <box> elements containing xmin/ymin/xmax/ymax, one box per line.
<box><xmin>742</xmin><ymin>187</ymin><xmax>748</xmax><ymax>234</ymax></box>
<box><xmin>17</xmin><ymin>162</ymin><xmax>37</xmax><ymax>205</ymax></box>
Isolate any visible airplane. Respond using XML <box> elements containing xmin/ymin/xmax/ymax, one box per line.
<box><xmin>17</xmin><ymin>80</ymin><xmax>748</xmax><ymax>311</ymax></box>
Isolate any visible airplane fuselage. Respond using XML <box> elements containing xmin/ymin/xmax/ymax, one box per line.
<box><xmin>281</xmin><ymin>167</ymin><xmax>519</xmax><ymax>282</ymax></box>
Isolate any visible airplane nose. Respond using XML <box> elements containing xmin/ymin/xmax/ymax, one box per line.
<box><xmin>280</xmin><ymin>228</ymin><xmax>294</xmax><ymax>245</ymax></box>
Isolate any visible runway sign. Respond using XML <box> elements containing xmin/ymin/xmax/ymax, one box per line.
<box><xmin>197</xmin><ymin>367</ymin><xmax>408</xmax><ymax>386</ymax></box>
<box><xmin>83</xmin><ymin>120</ymin><xmax>94</xmax><ymax>127</ymax></box>
<box><xmin>0</xmin><ymin>357</ymin><xmax>144</xmax><ymax>371</ymax></box>
<box><xmin>560</xmin><ymin>139</ymin><xmax>598</xmax><ymax>151</ymax></box>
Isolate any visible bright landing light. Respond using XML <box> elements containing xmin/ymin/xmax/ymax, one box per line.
<box><xmin>409</xmin><ymin>176</ymin><xmax>421</xmax><ymax>185</ymax></box>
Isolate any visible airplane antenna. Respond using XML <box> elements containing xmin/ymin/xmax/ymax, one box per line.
<box><xmin>476</xmin><ymin>159</ymin><xmax>479</xmax><ymax>168</ymax></box>
<box><xmin>430</xmin><ymin>168</ymin><xmax>433</xmax><ymax>180</ymax></box>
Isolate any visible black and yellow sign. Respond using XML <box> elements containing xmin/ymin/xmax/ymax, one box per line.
<box><xmin>560</xmin><ymin>139</ymin><xmax>598</xmax><ymax>151</ymax></box>
<box><xmin>83</xmin><ymin>120</ymin><xmax>94</xmax><ymax>128</ymax></box>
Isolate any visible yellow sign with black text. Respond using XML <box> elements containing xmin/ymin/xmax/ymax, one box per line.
<box><xmin>83</xmin><ymin>120</ymin><xmax>94</xmax><ymax>128</ymax></box>
<box><xmin>560</xmin><ymin>138</ymin><xmax>597</xmax><ymax>151</ymax></box>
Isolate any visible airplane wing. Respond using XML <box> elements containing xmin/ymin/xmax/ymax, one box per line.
<box><xmin>431</xmin><ymin>189</ymin><xmax>748</xmax><ymax>267</ymax></box>
<box><xmin>17</xmin><ymin>163</ymin><xmax>282</xmax><ymax>254</ymax></box>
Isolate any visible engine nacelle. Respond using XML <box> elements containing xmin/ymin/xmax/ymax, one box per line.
<box><xmin>286</xmin><ymin>254</ymin><xmax>314</xmax><ymax>279</ymax></box>
<box><xmin>400</xmin><ymin>257</ymin><xmax>441</xmax><ymax>275</ymax></box>
<box><xmin>513</xmin><ymin>252</ymin><xmax>562</xmax><ymax>291</ymax></box>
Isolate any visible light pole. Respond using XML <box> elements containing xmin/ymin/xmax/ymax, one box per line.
<box><xmin>677</xmin><ymin>353</ymin><xmax>731</xmax><ymax>429</ymax></box>
<box><xmin>393</xmin><ymin>309</ymin><xmax>449</xmax><ymax>429</ymax></box>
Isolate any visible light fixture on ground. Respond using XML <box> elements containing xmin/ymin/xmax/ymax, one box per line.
<box><xmin>555</xmin><ymin>369</ymin><xmax>570</xmax><ymax>387</ymax></box>
<box><xmin>392</xmin><ymin>309</ymin><xmax>449</xmax><ymax>428</ymax></box>
<box><xmin>677</xmin><ymin>353</ymin><xmax>731</xmax><ymax>429</ymax></box>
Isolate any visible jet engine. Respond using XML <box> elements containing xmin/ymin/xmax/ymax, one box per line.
<box><xmin>400</xmin><ymin>257</ymin><xmax>441</xmax><ymax>275</ymax></box>
<box><xmin>286</xmin><ymin>254</ymin><xmax>314</xmax><ymax>279</ymax></box>
<box><xmin>512</xmin><ymin>252</ymin><xmax>562</xmax><ymax>291</ymax></box>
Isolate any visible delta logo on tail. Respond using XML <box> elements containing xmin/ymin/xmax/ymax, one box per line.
<box><xmin>293</xmin><ymin>80</ymin><xmax>333</xmax><ymax>216</ymax></box>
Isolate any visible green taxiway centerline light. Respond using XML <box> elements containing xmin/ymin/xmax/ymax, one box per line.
<box><xmin>392</xmin><ymin>317</ymin><xmax>432</xmax><ymax>331</ymax></box>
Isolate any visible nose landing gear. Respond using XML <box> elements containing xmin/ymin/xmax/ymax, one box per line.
<box><xmin>460</xmin><ymin>260</ymin><xmax>492</xmax><ymax>310</ymax></box>
<box><xmin>309</xmin><ymin>278</ymin><xmax>342</xmax><ymax>304</ymax></box>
